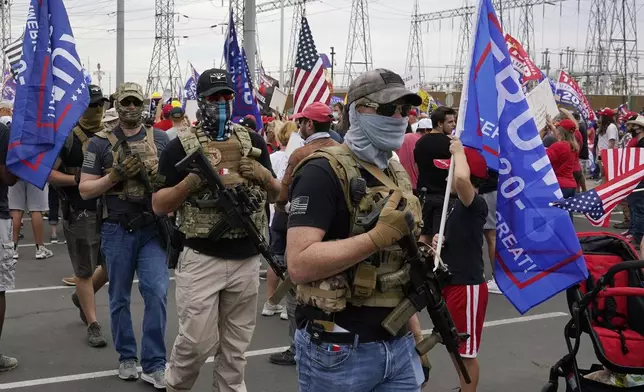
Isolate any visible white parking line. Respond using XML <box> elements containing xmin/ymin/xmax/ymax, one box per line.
<box><xmin>7</xmin><ymin>277</ymin><xmax>176</xmax><ymax>294</ymax></box>
<box><xmin>0</xmin><ymin>312</ymin><xmax>568</xmax><ymax>389</ymax></box>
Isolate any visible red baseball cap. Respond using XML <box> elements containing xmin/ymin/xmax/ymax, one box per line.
<box><xmin>433</xmin><ymin>148</ymin><xmax>489</xmax><ymax>179</ymax></box>
<box><xmin>558</xmin><ymin>118</ymin><xmax>577</xmax><ymax>132</ymax></box>
<box><xmin>598</xmin><ymin>107</ymin><xmax>616</xmax><ymax>117</ymax></box>
<box><xmin>292</xmin><ymin>102</ymin><xmax>333</xmax><ymax>123</ymax></box>
<box><xmin>162</xmin><ymin>104</ymin><xmax>173</xmax><ymax>116</ymax></box>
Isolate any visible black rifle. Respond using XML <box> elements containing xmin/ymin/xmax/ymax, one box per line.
<box><xmin>360</xmin><ymin>193</ymin><xmax>471</xmax><ymax>384</ymax></box>
<box><xmin>175</xmin><ymin>149</ymin><xmax>294</xmax><ymax>299</ymax></box>
<box><xmin>112</xmin><ymin>138</ymin><xmax>181</xmax><ymax>268</ymax></box>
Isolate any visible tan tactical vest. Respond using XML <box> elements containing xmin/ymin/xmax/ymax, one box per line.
<box><xmin>292</xmin><ymin>144</ymin><xmax>422</xmax><ymax>313</ymax></box>
<box><xmin>176</xmin><ymin>124</ymin><xmax>267</xmax><ymax>240</ymax></box>
<box><xmin>94</xmin><ymin>126</ymin><xmax>158</xmax><ymax>202</ymax></box>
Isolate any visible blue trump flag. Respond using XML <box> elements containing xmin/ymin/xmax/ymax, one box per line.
<box><xmin>7</xmin><ymin>0</ymin><xmax>88</xmax><ymax>189</ymax></box>
<box><xmin>459</xmin><ymin>0</ymin><xmax>587</xmax><ymax>314</ymax></box>
<box><xmin>224</xmin><ymin>10</ymin><xmax>263</xmax><ymax>131</ymax></box>
<box><xmin>184</xmin><ymin>63</ymin><xmax>199</xmax><ymax>101</ymax></box>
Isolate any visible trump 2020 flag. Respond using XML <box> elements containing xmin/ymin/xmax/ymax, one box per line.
<box><xmin>459</xmin><ymin>0</ymin><xmax>587</xmax><ymax>314</ymax></box>
<box><xmin>8</xmin><ymin>0</ymin><xmax>88</xmax><ymax>189</ymax></box>
<box><xmin>1</xmin><ymin>69</ymin><xmax>16</xmax><ymax>103</ymax></box>
<box><xmin>224</xmin><ymin>10</ymin><xmax>263</xmax><ymax>131</ymax></box>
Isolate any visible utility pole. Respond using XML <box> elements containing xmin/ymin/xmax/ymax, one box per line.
<box><xmin>330</xmin><ymin>46</ymin><xmax>336</xmax><ymax>85</ymax></box>
<box><xmin>116</xmin><ymin>0</ymin><xmax>124</xmax><ymax>88</ymax></box>
<box><xmin>243</xmin><ymin>0</ymin><xmax>257</xmax><ymax>83</ymax></box>
<box><xmin>279</xmin><ymin>0</ymin><xmax>285</xmax><ymax>86</ymax></box>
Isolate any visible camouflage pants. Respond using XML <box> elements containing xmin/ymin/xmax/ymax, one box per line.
<box><xmin>0</xmin><ymin>219</ymin><xmax>15</xmax><ymax>291</ymax></box>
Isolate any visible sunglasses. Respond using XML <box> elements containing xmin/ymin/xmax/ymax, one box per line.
<box><xmin>120</xmin><ymin>98</ymin><xmax>143</xmax><ymax>107</ymax></box>
<box><xmin>360</xmin><ymin>102</ymin><xmax>411</xmax><ymax>117</ymax></box>
<box><xmin>88</xmin><ymin>102</ymin><xmax>103</xmax><ymax>108</ymax></box>
<box><xmin>204</xmin><ymin>93</ymin><xmax>234</xmax><ymax>102</ymax></box>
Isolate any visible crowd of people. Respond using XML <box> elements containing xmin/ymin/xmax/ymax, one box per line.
<box><xmin>0</xmin><ymin>64</ymin><xmax>635</xmax><ymax>392</ymax></box>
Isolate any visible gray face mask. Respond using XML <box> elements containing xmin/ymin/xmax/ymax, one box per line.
<box><xmin>344</xmin><ymin>103</ymin><xmax>407</xmax><ymax>169</ymax></box>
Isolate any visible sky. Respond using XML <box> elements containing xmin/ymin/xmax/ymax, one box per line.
<box><xmin>7</xmin><ymin>0</ymin><xmax>644</xmax><ymax>96</ymax></box>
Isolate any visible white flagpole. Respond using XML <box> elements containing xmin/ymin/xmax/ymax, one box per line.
<box><xmin>433</xmin><ymin>0</ymin><xmax>485</xmax><ymax>271</ymax></box>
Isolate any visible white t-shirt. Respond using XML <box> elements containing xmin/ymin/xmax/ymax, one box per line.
<box><xmin>597</xmin><ymin>123</ymin><xmax>618</xmax><ymax>152</ymax></box>
<box><xmin>268</xmin><ymin>150</ymin><xmax>289</xmax><ymax>226</ymax></box>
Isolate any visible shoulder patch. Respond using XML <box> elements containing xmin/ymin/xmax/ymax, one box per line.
<box><xmin>82</xmin><ymin>151</ymin><xmax>97</xmax><ymax>169</ymax></box>
<box><xmin>289</xmin><ymin>196</ymin><xmax>309</xmax><ymax>216</ymax></box>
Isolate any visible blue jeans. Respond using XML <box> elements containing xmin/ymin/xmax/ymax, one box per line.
<box><xmin>294</xmin><ymin>328</ymin><xmax>424</xmax><ymax>392</ymax></box>
<box><xmin>101</xmin><ymin>222</ymin><xmax>169</xmax><ymax>373</ymax></box>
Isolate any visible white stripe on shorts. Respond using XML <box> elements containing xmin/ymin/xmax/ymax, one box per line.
<box><xmin>466</xmin><ymin>286</ymin><xmax>471</xmax><ymax>355</ymax></box>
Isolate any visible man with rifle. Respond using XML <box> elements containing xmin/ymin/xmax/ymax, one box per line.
<box><xmin>152</xmin><ymin>68</ymin><xmax>281</xmax><ymax>392</ymax></box>
<box><xmin>79</xmin><ymin>82</ymin><xmax>170</xmax><ymax>389</ymax></box>
<box><xmin>49</xmin><ymin>85</ymin><xmax>109</xmax><ymax>348</ymax></box>
<box><xmin>285</xmin><ymin>69</ymin><xmax>435</xmax><ymax>391</ymax></box>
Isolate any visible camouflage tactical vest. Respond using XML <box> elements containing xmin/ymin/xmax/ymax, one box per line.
<box><xmin>176</xmin><ymin>124</ymin><xmax>267</xmax><ymax>240</ymax></box>
<box><xmin>94</xmin><ymin>126</ymin><xmax>159</xmax><ymax>202</ymax></box>
<box><xmin>292</xmin><ymin>144</ymin><xmax>422</xmax><ymax>313</ymax></box>
<box><xmin>59</xmin><ymin>126</ymin><xmax>98</xmax><ymax>176</ymax></box>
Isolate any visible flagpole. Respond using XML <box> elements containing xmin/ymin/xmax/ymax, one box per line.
<box><xmin>432</xmin><ymin>0</ymin><xmax>484</xmax><ymax>271</ymax></box>
<box><xmin>279</xmin><ymin>0</ymin><xmax>285</xmax><ymax>87</ymax></box>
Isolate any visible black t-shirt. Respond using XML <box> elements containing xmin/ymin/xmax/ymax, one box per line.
<box><xmin>442</xmin><ymin>195</ymin><xmax>488</xmax><ymax>285</ymax></box>
<box><xmin>0</xmin><ymin>124</ymin><xmax>9</xmax><ymax>219</ymax></box>
<box><xmin>156</xmin><ymin>130</ymin><xmax>274</xmax><ymax>260</ymax></box>
<box><xmin>58</xmin><ymin>132</ymin><xmax>99</xmax><ymax>211</ymax></box>
<box><xmin>288</xmin><ymin>158</ymin><xmax>398</xmax><ymax>341</ymax></box>
<box><xmin>633</xmin><ymin>137</ymin><xmax>644</xmax><ymax>193</ymax></box>
<box><xmin>81</xmin><ymin>126</ymin><xmax>169</xmax><ymax>216</ymax></box>
<box><xmin>479</xmin><ymin>170</ymin><xmax>498</xmax><ymax>195</ymax></box>
<box><xmin>578</xmin><ymin>122</ymin><xmax>589</xmax><ymax>159</ymax></box>
<box><xmin>414</xmin><ymin>132</ymin><xmax>451</xmax><ymax>194</ymax></box>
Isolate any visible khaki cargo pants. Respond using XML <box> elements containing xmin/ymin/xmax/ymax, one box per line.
<box><xmin>166</xmin><ymin>247</ymin><xmax>260</xmax><ymax>392</ymax></box>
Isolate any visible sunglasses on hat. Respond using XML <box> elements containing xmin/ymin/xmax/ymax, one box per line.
<box><xmin>204</xmin><ymin>93</ymin><xmax>234</xmax><ymax>103</ymax></box>
<box><xmin>360</xmin><ymin>101</ymin><xmax>412</xmax><ymax>117</ymax></box>
<box><xmin>120</xmin><ymin>98</ymin><xmax>143</xmax><ymax>107</ymax></box>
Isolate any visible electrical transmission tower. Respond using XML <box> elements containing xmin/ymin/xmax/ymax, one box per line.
<box><xmin>0</xmin><ymin>0</ymin><xmax>10</xmax><ymax>72</ymax></box>
<box><xmin>608</xmin><ymin>0</ymin><xmax>638</xmax><ymax>95</ymax></box>
<box><xmin>453</xmin><ymin>0</ymin><xmax>472</xmax><ymax>89</ymax></box>
<box><xmin>517</xmin><ymin>3</ymin><xmax>535</xmax><ymax>58</ymax></box>
<box><xmin>584</xmin><ymin>0</ymin><xmax>611</xmax><ymax>94</ymax></box>
<box><xmin>146</xmin><ymin>0</ymin><xmax>182</xmax><ymax>97</ymax></box>
<box><xmin>342</xmin><ymin>0</ymin><xmax>373</xmax><ymax>87</ymax></box>
<box><xmin>406</xmin><ymin>0</ymin><xmax>424</xmax><ymax>86</ymax></box>
<box><xmin>286</xmin><ymin>1</ymin><xmax>307</xmax><ymax>88</ymax></box>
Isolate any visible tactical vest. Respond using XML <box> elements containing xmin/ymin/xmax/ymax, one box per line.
<box><xmin>94</xmin><ymin>126</ymin><xmax>159</xmax><ymax>202</ymax></box>
<box><xmin>176</xmin><ymin>124</ymin><xmax>267</xmax><ymax>240</ymax></box>
<box><xmin>292</xmin><ymin>144</ymin><xmax>422</xmax><ymax>313</ymax></box>
<box><xmin>59</xmin><ymin>126</ymin><xmax>97</xmax><ymax>176</ymax></box>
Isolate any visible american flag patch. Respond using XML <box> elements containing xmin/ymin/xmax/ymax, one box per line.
<box><xmin>290</xmin><ymin>196</ymin><xmax>309</xmax><ymax>216</ymax></box>
<box><xmin>219</xmin><ymin>168</ymin><xmax>229</xmax><ymax>175</ymax></box>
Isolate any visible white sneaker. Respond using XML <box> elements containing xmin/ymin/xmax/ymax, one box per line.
<box><xmin>12</xmin><ymin>250</ymin><xmax>18</xmax><ymax>259</ymax></box>
<box><xmin>35</xmin><ymin>246</ymin><xmax>54</xmax><ymax>260</ymax></box>
<box><xmin>280</xmin><ymin>307</ymin><xmax>288</xmax><ymax>320</ymax></box>
<box><xmin>262</xmin><ymin>302</ymin><xmax>283</xmax><ymax>316</ymax></box>
<box><xmin>487</xmin><ymin>279</ymin><xmax>502</xmax><ymax>295</ymax></box>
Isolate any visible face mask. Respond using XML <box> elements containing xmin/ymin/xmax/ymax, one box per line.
<box><xmin>344</xmin><ymin>103</ymin><xmax>407</xmax><ymax>169</ymax></box>
<box><xmin>332</xmin><ymin>112</ymin><xmax>339</xmax><ymax>120</ymax></box>
<box><xmin>198</xmin><ymin>98</ymin><xmax>233</xmax><ymax>141</ymax></box>
<box><xmin>116</xmin><ymin>100</ymin><xmax>144</xmax><ymax>128</ymax></box>
<box><xmin>78</xmin><ymin>106</ymin><xmax>104</xmax><ymax>133</ymax></box>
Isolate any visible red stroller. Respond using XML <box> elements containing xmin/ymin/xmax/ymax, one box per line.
<box><xmin>542</xmin><ymin>232</ymin><xmax>644</xmax><ymax>392</ymax></box>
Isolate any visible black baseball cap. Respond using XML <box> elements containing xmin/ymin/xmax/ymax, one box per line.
<box><xmin>197</xmin><ymin>68</ymin><xmax>234</xmax><ymax>98</ymax></box>
<box><xmin>170</xmin><ymin>107</ymin><xmax>185</xmax><ymax>119</ymax></box>
<box><xmin>89</xmin><ymin>84</ymin><xmax>108</xmax><ymax>104</ymax></box>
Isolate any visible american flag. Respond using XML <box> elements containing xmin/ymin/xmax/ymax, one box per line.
<box><xmin>602</xmin><ymin>148</ymin><xmax>644</xmax><ymax>181</ymax></box>
<box><xmin>292</xmin><ymin>17</ymin><xmax>331</xmax><ymax>114</ymax></box>
<box><xmin>3</xmin><ymin>35</ymin><xmax>23</xmax><ymax>79</ymax></box>
<box><xmin>552</xmin><ymin>163</ymin><xmax>644</xmax><ymax>226</ymax></box>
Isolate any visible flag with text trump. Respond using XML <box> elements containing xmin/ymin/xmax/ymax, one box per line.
<box><xmin>7</xmin><ymin>0</ymin><xmax>89</xmax><ymax>189</ymax></box>
<box><xmin>292</xmin><ymin>17</ymin><xmax>331</xmax><ymax>114</ymax></box>
<box><xmin>459</xmin><ymin>0</ymin><xmax>587</xmax><ymax>314</ymax></box>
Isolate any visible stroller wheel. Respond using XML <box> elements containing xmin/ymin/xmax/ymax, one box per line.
<box><xmin>541</xmin><ymin>381</ymin><xmax>558</xmax><ymax>392</ymax></box>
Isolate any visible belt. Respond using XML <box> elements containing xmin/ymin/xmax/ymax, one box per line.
<box><xmin>105</xmin><ymin>213</ymin><xmax>156</xmax><ymax>231</ymax></box>
<box><xmin>305</xmin><ymin>322</ymin><xmax>357</xmax><ymax>345</ymax></box>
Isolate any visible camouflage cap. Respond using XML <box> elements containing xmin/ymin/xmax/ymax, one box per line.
<box><xmin>347</xmin><ymin>69</ymin><xmax>421</xmax><ymax>107</ymax></box>
<box><xmin>116</xmin><ymin>82</ymin><xmax>144</xmax><ymax>102</ymax></box>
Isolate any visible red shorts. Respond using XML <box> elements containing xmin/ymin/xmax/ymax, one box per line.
<box><xmin>442</xmin><ymin>284</ymin><xmax>489</xmax><ymax>358</ymax></box>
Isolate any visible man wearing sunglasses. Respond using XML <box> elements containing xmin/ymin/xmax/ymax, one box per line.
<box><xmin>152</xmin><ymin>68</ymin><xmax>281</xmax><ymax>392</ymax></box>
<box><xmin>50</xmin><ymin>85</ymin><xmax>110</xmax><ymax>348</ymax></box>
<box><xmin>286</xmin><ymin>69</ymin><xmax>429</xmax><ymax>391</ymax></box>
<box><xmin>80</xmin><ymin>82</ymin><xmax>170</xmax><ymax>389</ymax></box>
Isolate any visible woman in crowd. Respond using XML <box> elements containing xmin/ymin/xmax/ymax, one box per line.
<box><xmin>544</xmin><ymin>118</ymin><xmax>580</xmax><ymax>218</ymax></box>
<box><xmin>263</xmin><ymin>120</ymin><xmax>296</xmax><ymax>320</ymax></box>
<box><xmin>596</xmin><ymin>108</ymin><xmax>618</xmax><ymax>181</ymax></box>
